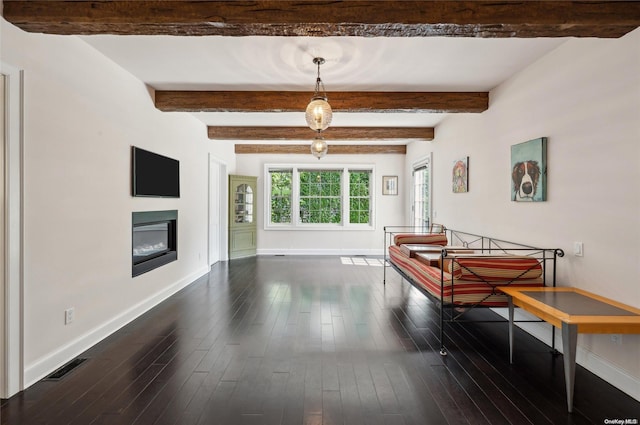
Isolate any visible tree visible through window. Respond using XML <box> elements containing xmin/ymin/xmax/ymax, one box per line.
<box><xmin>349</xmin><ymin>170</ymin><xmax>370</xmax><ymax>224</ymax></box>
<box><xmin>270</xmin><ymin>169</ymin><xmax>292</xmax><ymax>224</ymax></box>
<box><xmin>299</xmin><ymin>170</ymin><xmax>342</xmax><ymax>224</ymax></box>
<box><xmin>413</xmin><ymin>163</ymin><xmax>431</xmax><ymax>229</ymax></box>
<box><xmin>266</xmin><ymin>166</ymin><xmax>373</xmax><ymax>228</ymax></box>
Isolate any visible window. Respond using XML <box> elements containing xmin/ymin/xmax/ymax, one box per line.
<box><xmin>349</xmin><ymin>170</ymin><xmax>371</xmax><ymax>224</ymax></box>
<box><xmin>412</xmin><ymin>156</ymin><xmax>432</xmax><ymax>230</ymax></box>
<box><xmin>265</xmin><ymin>165</ymin><xmax>374</xmax><ymax>229</ymax></box>
<box><xmin>270</xmin><ymin>169</ymin><xmax>292</xmax><ymax>224</ymax></box>
<box><xmin>299</xmin><ymin>170</ymin><xmax>342</xmax><ymax>223</ymax></box>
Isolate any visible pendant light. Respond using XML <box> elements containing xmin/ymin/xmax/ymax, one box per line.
<box><xmin>305</xmin><ymin>57</ymin><xmax>333</xmax><ymax>132</ymax></box>
<box><xmin>310</xmin><ymin>131</ymin><xmax>328</xmax><ymax>159</ymax></box>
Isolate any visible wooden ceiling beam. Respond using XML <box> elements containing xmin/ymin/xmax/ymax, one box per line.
<box><xmin>157</xmin><ymin>91</ymin><xmax>488</xmax><ymax>113</ymax></box>
<box><xmin>208</xmin><ymin>126</ymin><xmax>434</xmax><ymax>141</ymax></box>
<box><xmin>235</xmin><ymin>144</ymin><xmax>406</xmax><ymax>155</ymax></box>
<box><xmin>3</xmin><ymin>1</ymin><xmax>639</xmax><ymax>38</ymax></box>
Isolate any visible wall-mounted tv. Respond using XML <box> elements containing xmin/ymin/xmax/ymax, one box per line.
<box><xmin>132</xmin><ymin>146</ymin><xmax>180</xmax><ymax>198</ymax></box>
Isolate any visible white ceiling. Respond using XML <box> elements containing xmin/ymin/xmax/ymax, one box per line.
<box><xmin>81</xmin><ymin>35</ymin><xmax>569</xmax><ymax>131</ymax></box>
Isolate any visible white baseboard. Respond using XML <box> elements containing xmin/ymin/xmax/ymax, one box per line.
<box><xmin>24</xmin><ymin>266</ymin><xmax>209</xmax><ymax>388</ymax></box>
<box><xmin>491</xmin><ymin>308</ymin><xmax>640</xmax><ymax>402</ymax></box>
<box><xmin>257</xmin><ymin>248</ymin><xmax>382</xmax><ymax>256</ymax></box>
<box><xmin>26</xmin><ymin>267</ymin><xmax>638</xmax><ymax>403</ymax></box>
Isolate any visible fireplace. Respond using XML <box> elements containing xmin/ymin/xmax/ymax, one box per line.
<box><xmin>132</xmin><ymin>210</ymin><xmax>177</xmax><ymax>277</ymax></box>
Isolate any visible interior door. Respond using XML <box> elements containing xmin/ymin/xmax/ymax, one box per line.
<box><xmin>209</xmin><ymin>157</ymin><xmax>226</xmax><ymax>266</ymax></box>
<box><xmin>1</xmin><ymin>62</ymin><xmax>24</xmax><ymax>398</ymax></box>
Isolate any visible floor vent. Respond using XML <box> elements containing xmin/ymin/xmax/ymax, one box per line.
<box><xmin>44</xmin><ymin>358</ymin><xmax>87</xmax><ymax>381</ymax></box>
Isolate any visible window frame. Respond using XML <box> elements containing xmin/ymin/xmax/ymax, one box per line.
<box><xmin>411</xmin><ymin>154</ymin><xmax>433</xmax><ymax>230</ymax></box>
<box><xmin>264</xmin><ymin>163</ymin><xmax>375</xmax><ymax>231</ymax></box>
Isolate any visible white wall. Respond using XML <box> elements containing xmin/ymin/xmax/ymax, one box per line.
<box><xmin>1</xmin><ymin>19</ymin><xmax>235</xmax><ymax>389</ymax></box>
<box><xmin>3</xmin><ymin>13</ymin><xmax>638</xmax><ymax>400</ymax></box>
<box><xmin>235</xmin><ymin>152</ymin><xmax>405</xmax><ymax>255</ymax></box>
<box><xmin>406</xmin><ymin>28</ymin><xmax>640</xmax><ymax>399</ymax></box>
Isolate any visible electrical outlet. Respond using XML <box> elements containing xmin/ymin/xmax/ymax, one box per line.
<box><xmin>610</xmin><ymin>334</ymin><xmax>622</xmax><ymax>345</ymax></box>
<box><xmin>65</xmin><ymin>308</ymin><xmax>75</xmax><ymax>325</ymax></box>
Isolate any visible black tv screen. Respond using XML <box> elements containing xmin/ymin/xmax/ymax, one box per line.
<box><xmin>132</xmin><ymin>147</ymin><xmax>180</xmax><ymax>198</ymax></box>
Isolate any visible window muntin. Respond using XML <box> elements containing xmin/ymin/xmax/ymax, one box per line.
<box><xmin>412</xmin><ymin>159</ymin><xmax>431</xmax><ymax>230</ymax></box>
<box><xmin>265</xmin><ymin>165</ymin><xmax>374</xmax><ymax>229</ymax></box>
<box><xmin>349</xmin><ymin>170</ymin><xmax>371</xmax><ymax>224</ymax></box>
<box><xmin>269</xmin><ymin>169</ymin><xmax>293</xmax><ymax>224</ymax></box>
<box><xmin>299</xmin><ymin>170</ymin><xmax>342</xmax><ymax>224</ymax></box>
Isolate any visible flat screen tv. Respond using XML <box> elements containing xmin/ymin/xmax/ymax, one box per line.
<box><xmin>132</xmin><ymin>146</ymin><xmax>180</xmax><ymax>198</ymax></box>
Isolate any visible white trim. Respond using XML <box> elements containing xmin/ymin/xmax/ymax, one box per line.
<box><xmin>263</xmin><ymin>163</ymin><xmax>376</xmax><ymax>231</ymax></box>
<box><xmin>0</xmin><ymin>62</ymin><xmax>24</xmax><ymax>398</ymax></box>
<box><xmin>412</xmin><ymin>153</ymin><xmax>432</xmax><ymax>170</ymax></box>
<box><xmin>410</xmin><ymin>152</ymin><xmax>433</xmax><ymax>228</ymax></box>
<box><xmin>24</xmin><ymin>266</ymin><xmax>209</xmax><ymax>388</ymax></box>
<box><xmin>208</xmin><ymin>154</ymin><xmax>228</xmax><ymax>265</ymax></box>
<box><xmin>264</xmin><ymin>225</ymin><xmax>375</xmax><ymax>232</ymax></box>
<box><xmin>575</xmin><ymin>345</ymin><xmax>640</xmax><ymax>402</ymax></box>
<box><xmin>257</xmin><ymin>248</ymin><xmax>382</xmax><ymax>256</ymax></box>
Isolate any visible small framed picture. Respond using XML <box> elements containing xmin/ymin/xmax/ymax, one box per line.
<box><xmin>511</xmin><ymin>137</ymin><xmax>547</xmax><ymax>202</ymax></box>
<box><xmin>452</xmin><ymin>156</ymin><xmax>469</xmax><ymax>193</ymax></box>
<box><xmin>382</xmin><ymin>175</ymin><xmax>398</xmax><ymax>195</ymax></box>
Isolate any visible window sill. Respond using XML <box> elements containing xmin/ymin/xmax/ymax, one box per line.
<box><xmin>264</xmin><ymin>224</ymin><xmax>375</xmax><ymax>231</ymax></box>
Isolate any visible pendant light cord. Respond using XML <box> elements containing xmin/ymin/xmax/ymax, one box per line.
<box><xmin>314</xmin><ymin>59</ymin><xmax>327</xmax><ymax>100</ymax></box>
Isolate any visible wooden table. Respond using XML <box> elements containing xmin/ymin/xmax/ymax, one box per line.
<box><xmin>499</xmin><ymin>287</ymin><xmax>640</xmax><ymax>413</ymax></box>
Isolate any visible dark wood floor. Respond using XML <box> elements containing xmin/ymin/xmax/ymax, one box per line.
<box><xmin>2</xmin><ymin>256</ymin><xmax>638</xmax><ymax>425</ymax></box>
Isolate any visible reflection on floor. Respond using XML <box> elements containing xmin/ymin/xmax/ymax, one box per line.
<box><xmin>340</xmin><ymin>257</ymin><xmax>384</xmax><ymax>266</ymax></box>
<box><xmin>1</xmin><ymin>255</ymin><xmax>638</xmax><ymax>425</ymax></box>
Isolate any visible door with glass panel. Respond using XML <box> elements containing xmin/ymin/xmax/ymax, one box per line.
<box><xmin>229</xmin><ymin>175</ymin><xmax>257</xmax><ymax>259</ymax></box>
<box><xmin>412</xmin><ymin>159</ymin><xmax>431</xmax><ymax>230</ymax></box>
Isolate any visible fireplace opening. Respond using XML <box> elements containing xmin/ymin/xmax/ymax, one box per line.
<box><xmin>133</xmin><ymin>222</ymin><xmax>170</xmax><ymax>262</ymax></box>
<box><xmin>132</xmin><ymin>210</ymin><xmax>177</xmax><ymax>277</ymax></box>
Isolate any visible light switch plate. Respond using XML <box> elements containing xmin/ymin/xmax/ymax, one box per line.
<box><xmin>65</xmin><ymin>308</ymin><xmax>75</xmax><ymax>325</ymax></box>
<box><xmin>573</xmin><ymin>242</ymin><xmax>583</xmax><ymax>257</ymax></box>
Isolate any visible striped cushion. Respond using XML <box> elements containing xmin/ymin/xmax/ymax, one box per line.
<box><xmin>387</xmin><ymin>246</ymin><xmax>544</xmax><ymax>307</ymax></box>
<box><xmin>443</xmin><ymin>256</ymin><xmax>543</xmax><ymax>281</ymax></box>
<box><xmin>393</xmin><ymin>233</ymin><xmax>448</xmax><ymax>246</ymax></box>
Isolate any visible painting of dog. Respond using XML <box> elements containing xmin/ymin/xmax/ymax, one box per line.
<box><xmin>511</xmin><ymin>138</ymin><xmax>547</xmax><ymax>202</ymax></box>
<box><xmin>512</xmin><ymin>160</ymin><xmax>540</xmax><ymax>201</ymax></box>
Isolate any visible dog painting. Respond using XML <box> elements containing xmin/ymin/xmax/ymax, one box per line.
<box><xmin>511</xmin><ymin>138</ymin><xmax>547</xmax><ymax>202</ymax></box>
<box><xmin>512</xmin><ymin>160</ymin><xmax>540</xmax><ymax>201</ymax></box>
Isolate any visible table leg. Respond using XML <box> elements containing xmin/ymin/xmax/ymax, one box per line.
<box><xmin>561</xmin><ymin>322</ymin><xmax>578</xmax><ymax>413</ymax></box>
<box><xmin>508</xmin><ymin>295</ymin><xmax>514</xmax><ymax>364</ymax></box>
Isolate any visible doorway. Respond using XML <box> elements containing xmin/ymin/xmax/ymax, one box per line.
<box><xmin>208</xmin><ymin>155</ymin><xmax>228</xmax><ymax>266</ymax></box>
<box><xmin>412</xmin><ymin>154</ymin><xmax>432</xmax><ymax>230</ymax></box>
<box><xmin>1</xmin><ymin>62</ymin><xmax>24</xmax><ymax>399</ymax></box>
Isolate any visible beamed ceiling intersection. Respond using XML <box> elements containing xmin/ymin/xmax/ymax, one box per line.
<box><xmin>4</xmin><ymin>1</ymin><xmax>639</xmax><ymax>154</ymax></box>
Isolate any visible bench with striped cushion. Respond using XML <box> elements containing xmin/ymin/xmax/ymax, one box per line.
<box><xmin>388</xmin><ymin>246</ymin><xmax>544</xmax><ymax>307</ymax></box>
